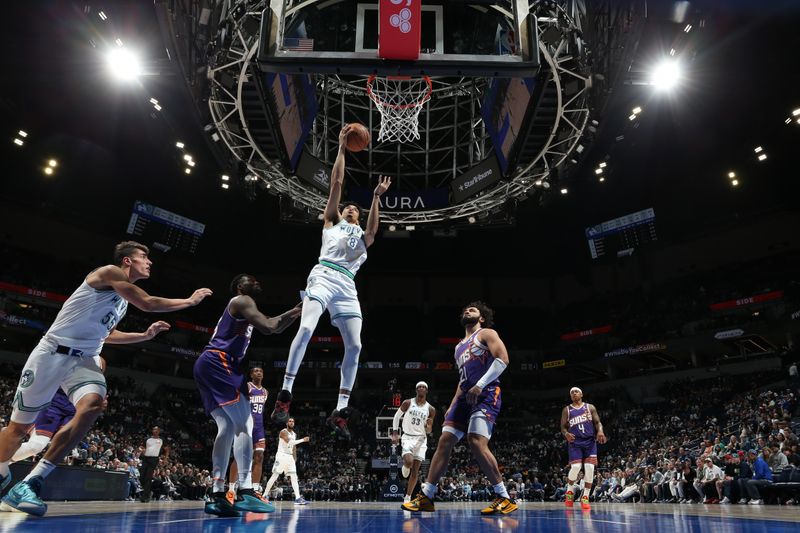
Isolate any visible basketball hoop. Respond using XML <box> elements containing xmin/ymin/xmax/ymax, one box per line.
<box><xmin>367</xmin><ymin>75</ymin><xmax>432</xmax><ymax>144</ymax></box>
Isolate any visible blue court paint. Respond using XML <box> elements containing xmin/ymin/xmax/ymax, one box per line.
<box><xmin>1</xmin><ymin>504</ymin><xmax>797</xmax><ymax>533</ymax></box>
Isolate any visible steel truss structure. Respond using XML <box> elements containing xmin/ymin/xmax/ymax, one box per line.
<box><xmin>203</xmin><ymin>0</ymin><xmax>591</xmax><ymax>226</ymax></box>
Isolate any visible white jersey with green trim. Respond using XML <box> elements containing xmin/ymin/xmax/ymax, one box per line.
<box><xmin>318</xmin><ymin>219</ymin><xmax>367</xmax><ymax>276</ymax></box>
<box><xmin>402</xmin><ymin>399</ymin><xmax>431</xmax><ymax>437</ymax></box>
<box><xmin>44</xmin><ymin>280</ymin><xmax>128</xmax><ymax>356</ymax></box>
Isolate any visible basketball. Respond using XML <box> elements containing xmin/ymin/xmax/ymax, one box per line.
<box><xmin>346</xmin><ymin>123</ymin><xmax>371</xmax><ymax>152</ymax></box>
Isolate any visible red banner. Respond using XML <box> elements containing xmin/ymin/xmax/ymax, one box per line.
<box><xmin>175</xmin><ymin>320</ymin><xmax>212</xmax><ymax>334</ymax></box>
<box><xmin>379</xmin><ymin>0</ymin><xmax>421</xmax><ymax>60</ymax></box>
<box><xmin>709</xmin><ymin>290</ymin><xmax>783</xmax><ymax>311</ymax></box>
<box><xmin>560</xmin><ymin>324</ymin><xmax>613</xmax><ymax>341</ymax></box>
<box><xmin>0</xmin><ymin>281</ymin><xmax>68</xmax><ymax>302</ymax></box>
<box><xmin>311</xmin><ymin>336</ymin><xmax>343</xmax><ymax>344</ymax></box>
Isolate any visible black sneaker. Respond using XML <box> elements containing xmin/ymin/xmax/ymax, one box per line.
<box><xmin>327</xmin><ymin>409</ymin><xmax>351</xmax><ymax>439</ymax></box>
<box><xmin>270</xmin><ymin>390</ymin><xmax>292</xmax><ymax>425</ymax></box>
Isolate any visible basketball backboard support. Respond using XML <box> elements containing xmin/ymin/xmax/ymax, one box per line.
<box><xmin>258</xmin><ymin>0</ymin><xmax>539</xmax><ymax>77</ymax></box>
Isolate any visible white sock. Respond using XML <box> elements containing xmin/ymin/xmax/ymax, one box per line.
<box><xmin>493</xmin><ymin>482</ymin><xmax>509</xmax><ymax>499</ymax></box>
<box><xmin>0</xmin><ymin>461</ymin><xmax>10</xmax><ymax>478</ymax></box>
<box><xmin>422</xmin><ymin>482</ymin><xmax>437</xmax><ymax>499</ymax></box>
<box><xmin>336</xmin><ymin>393</ymin><xmax>350</xmax><ymax>411</ymax></box>
<box><xmin>24</xmin><ymin>458</ymin><xmax>56</xmax><ymax>481</ymax></box>
<box><xmin>282</xmin><ymin>375</ymin><xmax>296</xmax><ymax>393</ymax></box>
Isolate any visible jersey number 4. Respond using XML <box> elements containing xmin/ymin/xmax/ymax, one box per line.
<box><xmin>578</xmin><ymin>423</ymin><xmax>586</xmax><ymax>433</ymax></box>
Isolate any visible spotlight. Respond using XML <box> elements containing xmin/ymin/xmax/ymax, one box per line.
<box><xmin>599</xmin><ymin>162</ymin><xmax>607</xmax><ymax>168</ymax></box>
<box><xmin>221</xmin><ymin>174</ymin><xmax>230</xmax><ymax>181</ymax></box>
<box><xmin>683</xmin><ymin>24</ymin><xmax>692</xmax><ymax>33</ymax></box>
<box><xmin>388</xmin><ymin>225</ymin><xmax>397</xmax><ymax>232</ymax></box>
<box><xmin>628</xmin><ymin>114</ymin><xmax>637</xmax><ymax>121</ymax></box>
<box><xmin>595</xmin><ymin>168</ymin><xmax>603</xmax><ymax>175</ymax></box>
<box><xmin>792</xmin><ymin>108</ymin><xmax>800</xmax><ymax>116</ymax></box>
<box><xmin>43</xmin><ymin>167</ymin><xmax>54</xmax><ymax>176</ymax></box>
<box><xmin>599</xmin><ymin>177</ymin><xmax>605</xmax><ymax>182</ymax></box>
<box><xmin>650</xmin><ymin>60</ymin><xmax>681</xmax><ymax>91</ymax></box>
<box><xmin>13</xmin><ymin>138</ymin><xmax>24</xmax><ymax>146</ymax></box>
<box><xmin>221</xmin><ymin>183</ymin><xmax>230</xmax><ymax>189</ymax></box>
<box><xmin>406</xmin><ymin>225</ymin><xmax>416</xmax><ymax>231</ymax></box>
<box><xmin>115</xmin><ymin>38</ymin><xmax>124</xmax><ymax>47</ymax></box>
<box><xmin>18</xmin><ymin>130</ymin><xmax>28</xmax><ymax>138</ymax></box>
<box><xmin>727</xmin><ymin>171</ymin><xmax>735</xmax><ymax>179</ymax></box>
<box><xmin>183</xmin><ymin>154</ymin><xmax>193</xmax><ymax>161</ymax></box>
<box><xmin>149</xmin><ymin>98</ymin><xmax>159</xmax><ymax>105</ymax></box>
<box><xmin>153</xmin><ymin>104</ymin><xmax>162</xmax><ymax>111</ymax></box>
<box><xmin>107</xmin><ymin>48</ymin><xmax>142</xmax><ymax>81</ymax></box>
<box><xmin>184</xmin><ymin>168</ymin><xmax>191</xmax><ymax>174</ymax></box>
<box><xmin>757</xmin><ymin>154</ymin><xmax>767</xmax><ymax>161</ymax></box>
<box><xmin>560</xmin><ymin>188</ymin><xmax>568</xmax><ymax>195</ymax></box>
<box><xmin>754</xmin><ymin>146</ymin><xmax>763</xmax><ymax>153</ymax></box>
<box><xmin>731</xmin><ymin>179</ymin><xmax>739</xmax><ymax>186</ymax></box>
<box><xmin>48</xmin><ymin>159</ymin><xmax>57</xmax><ymax>167</ymax></box>
<box><xmin>98</xmin><ymin>11</ymin><xmax>108</xmax><ymax>21</ymax></box>
<box><xmin>468</xmin><ymin>216</ymin><xmax>476</xmax><ymax>224</ymax></box>
<box><xmin>188</xmin><ymin>160</ymin><xmax>196</xmax><ymax>167</ymax></box>
<box><xmin>632</xmin><ymin>106</ymin><xmax>642</xmax><ymax>115</ymax></box>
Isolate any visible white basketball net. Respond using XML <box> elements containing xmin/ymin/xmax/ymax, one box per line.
<box><xmin>367</xmin><ymin>75</ymin><xmax>432</xmax><ymax>144</ymax></box>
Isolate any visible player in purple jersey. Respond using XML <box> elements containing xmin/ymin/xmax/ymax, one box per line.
<box><xmin>561</xmin><ymin>386</ymin><xmax>606</xmax><ymax>510</ymax></box>
<box><xmin>227</xmin><ymin>366</ymin><xmax>268</xmax><ymax>497</ymax></box>
<box><xmin>403</xmin><ymin>302</ymin><xmax>517</xmax><ymax>516</ymax></box>
<box><xmin>194</xmin><ymin>274</ymin><xmax>301</xmax><ymax>517</ymax></box>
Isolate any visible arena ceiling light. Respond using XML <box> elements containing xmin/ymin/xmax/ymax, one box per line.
<box><xmin>107</xmin><ymin>48</ymin><xmax>142</xmax><ymax>81</ymax></box>
<box><xmin>48</xmin><ymin>159</ymin><xmax>57</xmax><ymax>167</ymax></box>
<box><xmin>221</xmin><ymin>174</ymin><xmax>230</xmax><ymax>181</ymax></box>
<box><xmin>18</xmin><ymin>130</ymin><xmax>27</xmax><ymax>138</ymax></box>
<box><xmin>793</xmin><ymin>108</ymin><xmax>800</xmax><ymax>116</ymax></box>
<box><xmin>98</xmin><ymin>11</ymin><xmax>108</xmax><ymax>21</ymax></box>
<box><xmin>650</xmin><ymin>60</ymin><xmax>682</xmax><ymax>91</ymax></box>
<box><xmin>175</xmin><ymin>141</ymin><xmax>185</xmax><ymax>148</ymax></box>
<box><xmin>13</xmin><ymin>138</ymin><xmax>24</xmax><ymax>146</ymax></box>
<box><xmin>754</xmin><ymin>146</ymin><xmax>763</xmax><ymax>153</ymax></box>
<box><xmin>184</xmin><ymin>168</ymin><xmax>191</xmax><ymax>174</ymax></box>
<box><xmin>43</xmin><ymin>167</ymin><xmax>54</xmax><ymax>176</ymax></box>
<box><xmin>727</xmin><ymin>171</ymin><xmax>736</xmax><ymax>179</ymax></box>
<box><xmin>731</xmin><ymin>179</ymin><xmax>739</xmax><ymax>187</ymax></box>
<box><xmin>560</xmin><ymin>188</ymin><xmax>568</xmax><ymax>195</ymax></box>
<box><xmin>221</xmin><ymin>183</ymin><xmax>230</xmax><ymax>190</ymax></box>
<box><xmin>757</xmin><ymin>153</ymin><xmax>767</xmax><ymax>161</ymax></box>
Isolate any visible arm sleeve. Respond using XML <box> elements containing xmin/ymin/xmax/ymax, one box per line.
<box><xmin>392</xmin><ymin>408</ymin><xmax>404</xmax><ymax>432</ymax></box>
<box><xmin>475</xmin><ymin>358</ymin><xmax>508</xmax><ymax>389</ymax></box>
<box><xmin>289</xmin><ymin>439</ymin><xmax>304</xmax><ymax>446</ymax></box>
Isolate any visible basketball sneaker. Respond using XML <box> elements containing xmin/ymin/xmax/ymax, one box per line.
<box><xmin>481</xmin><ymin>496</ymin><xmax>518</xmax><ymax>515</ymax></box>
<box><xmin>204</xmin><ymin>491</ymin><xmax>241</xmax><ymax>517</ymax></box>
<box><xmin>270</xmin><ymin>390</ymin><xmax>292</xmax><ymax>424</ymax></box>
<box><xmin>565</xmin><ymin>490</ymin><xmax>575</xmax><ymax>508</ymax></box>
<box><xmin>402</xmin><ymin>493</ymin><xmax>435</xmax><ymax>512</ymax></box>
<box><xmin>294</xmin><ymin>497</ymin><xmax>309</xmax><ymax>505</ymax></box>
<box><xmin>327</xmin><ymin>407</ymin><xmax>359</xmax><ymax>440</ymax></box>
<box><xmin>580</xmin><ymin>495</ymin><xmax>591</xmax><ymax>510</ymax></box>
<box><xmin>401</xmin><ymin>465</ymin><xmax>411</xmax><ymax>478</ymax></box>
<box><xmin>1</xmin><ymin>476</ymin><xmax>47</xmax><ymax>516</ymax></box>
<box><xmin>233</xmin><ymin>488</ymin><xmax>276</xmax><ymax>513</ymax></box>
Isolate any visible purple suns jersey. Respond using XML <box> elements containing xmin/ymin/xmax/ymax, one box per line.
<box><xmin>204</xmin><ymin>299</ymin><xmax>254</xmax><ymax>366</ymax></box>
<box><xmin>568</xmin><ymin>403</ymin><xmax>595</xmax><ymax>441</ymax></box>
<box><xmin>248</xmin><ymin>382</ymin><xmax>267</xmax><ymax>427</ymax></box>
<box><xmin>454</xmin><ymin>329</ymin><xmax>499</xmax><ymax>391</ymax></box>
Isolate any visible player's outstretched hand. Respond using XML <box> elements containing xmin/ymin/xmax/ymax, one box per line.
<box><xmin>597</xmin><ymin>432</ymin><xmax>608</xmax><ymax>444</ymax></box>
<box><xmin>564</xmin><ymin>432</ymin><xmax>576</xmax><ymax>443</ymax></box>
<box><xmin>465</xmin><ymin>385</ymin><xmax>482</xmax><ymax>405</ymax></box>
<box><xmin>374</xmin><ymin>175</ymin><xmax>392</xmax><ymax>197</ymax></box>
<box><xmin>189</xmin><ymin>288</ymin><xmax>213</xmax><ymax>305</ymax></box>
<box><xmin>289</xmin><ymin>301</ymin><xmax>303</xmax><ymax>318</ymax></box>
<box><xmin>339</xmin><ymin>124</ymin><xmax>353</xmax><ymax>149</ymax></box>
<box><xmin>145</xmin><ymin>320</ymin><xmax>171</xmax><ymax>340</ymax></box>
<box><xmin>303</xmin><ymin>436</ymin><xmax>310</xmax><ymax>443</ymax></box>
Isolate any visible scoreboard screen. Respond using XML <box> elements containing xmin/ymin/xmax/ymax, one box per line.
<box><xmin>126</xmin><ymin>201</ymin><xmax>205</xmax><ymax>254</ymax></box>
<box><xmin>585</xmin><ymin>208</ymin><xmax>657</xmax><ymax>259</ymax></box>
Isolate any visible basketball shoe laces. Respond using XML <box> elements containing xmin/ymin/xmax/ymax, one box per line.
<box><xmin>487</xmin><ymin>496</ymin><xmax>506</xmax><ymax>511</ymax></box>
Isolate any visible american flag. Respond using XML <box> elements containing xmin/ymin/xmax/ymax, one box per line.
<box><xmin>283</xmin><ymin>38</ymin><xmax>314</xmax><ymax>51</ymax></box>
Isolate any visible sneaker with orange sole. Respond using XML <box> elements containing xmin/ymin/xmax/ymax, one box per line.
<box><xmin>401</xmin><ymin>493</ymin><xmax>435</xmax><ymax>512</ymax></box>
<box><xmin>565</xmin><ymin>490</ymin><xmax>575</xmax><ymax>508</ymax></box>
<box><xmin>481</xmin><ymin>496</ymin><xmax>518</xmax><ymax>515</ymax></box>
<box><xmin>580</xmin><ymin>495</ymin><xmax>591</xmax><ymax>510</ymax></box>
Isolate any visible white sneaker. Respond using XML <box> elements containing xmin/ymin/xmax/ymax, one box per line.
<box><xmin>748</xmin><ymin>499</ymin><xmax>762</xmax><ymax>505</ymax></box>
<box><xmin>720</xmin><ymin>497</ymin><xmax>730</xmax><ymax>504</ymax></box>
<box><xmin>738</xmin><ymin>499</ymin><xmax>748</xmax><ymax>504</ymax></box>
<box><xmin>403</xmin><ymin>495</ymin><xmax>411</xmax><ymax>504</ymax></box>
<box><xmin>401</xmin><ymin>465</ymin><xmax>410</xmax><ymax>478</ymax></box>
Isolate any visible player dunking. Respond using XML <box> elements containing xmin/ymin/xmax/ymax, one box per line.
<box><xmin>0</xmin><ymin>241</ymin><xmax>205</xmax><ymax>516</ymax></box>
<box><xmin>271</xmin><ymin>124</ymin><xmax>391</xmax><ymax>439</ymax></box>
<box><xmin>391</xmin><ymin>381</ymin><xmax>435</xmax><ymax>503</ymax></box>
<box><xmin>195</xmin><ymin>274</ymin><xmax>301</xmax><ymax>517</ymax></box>
<box><xmin>263</xmin><ymin>418</ymin><xmax>310</xmax><ymax>505</ymax></box>
<box><xmin>227</xmin><ymin>366</ymin><xmax>269</xmax><ymax>497</ymax></box>
<box><xmin>402</xmin><ymin>302</ymin><xmax>517</xmax><ymax>515</ymax></box>
<box><xmin>561</xmin><ymin>386</ymin><xmax>607</xmax><ymax>510</ymax></box>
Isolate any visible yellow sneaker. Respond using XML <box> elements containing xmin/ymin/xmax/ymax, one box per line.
<box><xmin>401</xmin><ymin>493</ymin><xmax>435</xmax><ymax>512</ymax></box>
<box><xmin>565</xmin><ymin>490</ymin><xmax>574</xmax><ymax>508</ymax></box>
<box><xmin>481</xmin><ymin>496</ymin><xmax>518</xmax><ymax>515</ymax></box>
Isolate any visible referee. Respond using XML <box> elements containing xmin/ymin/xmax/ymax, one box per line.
<box><xmin>139</xmin><ymin>426</ymin><xmax>163</xmax><ymax>503</ymax></box>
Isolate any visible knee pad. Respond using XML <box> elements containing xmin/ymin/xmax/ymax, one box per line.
<box><xmin>568</xmin><ymin>463</ymin><xmax>583</xmax><ymax>481</ymax></box>
<box><xmin>583</xmin><ymin>463</ymin><xmax>595</xmax><ymax>483</ymax></box>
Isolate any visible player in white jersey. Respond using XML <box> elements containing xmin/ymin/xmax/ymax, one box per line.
<box><xmin>263</xmin><ymin>418</ymin><xmax>310</xmax><ymax>505</ymax></box>
<box><xmin>0</xmin><ymin>241</ymin><xmax>212</xmax><ymax>516</ymax></box>
<box><xmin>391</xmin><ymin>382</ymin><xmax>436</xmax><ymax>503</ymax></box>
<box><xmin>271</xmin><ymin>124</ymin><xmax>392</xmax><ymax>439</ymax></box>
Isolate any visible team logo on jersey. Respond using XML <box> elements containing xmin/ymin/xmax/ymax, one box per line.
<box><xmin>20</xmin><ymin>370</ymin><xmax>34</xmax><ymax>388</ymax></box>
